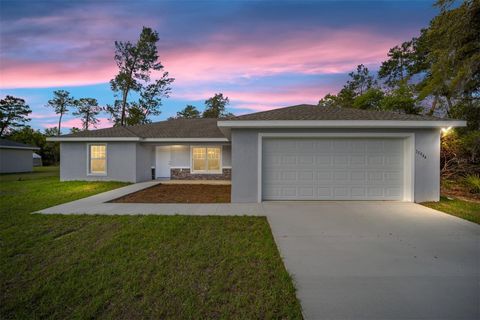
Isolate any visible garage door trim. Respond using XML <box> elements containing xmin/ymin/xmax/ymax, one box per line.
<box><xmin>257</xmin><ymin>132</ymin><xmax>415</xmax><ymax>202</ymax></box>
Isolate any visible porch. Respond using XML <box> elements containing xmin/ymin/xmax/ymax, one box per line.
<box><xmin>148</xmin><ymin>143</ymin><xmax>232</xmax><ymax>181</ymax></box>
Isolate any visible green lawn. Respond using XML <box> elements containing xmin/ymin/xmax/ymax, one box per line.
<box><xmin>422</xmin><ymin>196</ymin><xmax>480</xmax><ymax>224</ymax></box>
<box><xmin>0</xmin><ymin>167</ymin><xmax>302</xmax><ymax>319</ymax></box>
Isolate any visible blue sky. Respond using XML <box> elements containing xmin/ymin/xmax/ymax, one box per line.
<box><xmin>0</xmin><ymin>0</ymin><xmax>437</xmax><ymax>132</ymax></box>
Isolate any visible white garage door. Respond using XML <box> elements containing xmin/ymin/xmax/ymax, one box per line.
<box><xmin>262</xmin><ymin>138</ymin><xmax>405</xmax><ymax>200</ymax></box>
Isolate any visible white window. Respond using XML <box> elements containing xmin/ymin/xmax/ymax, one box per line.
<box><xmin>88</xmin><ymin>144</ymin><xmax>107</xmax><ymax>175</ymax></box>
<box><xmin>191</xmin><ymin>146</ymin><xmax>221</xmax><ymax>173</ymax></box>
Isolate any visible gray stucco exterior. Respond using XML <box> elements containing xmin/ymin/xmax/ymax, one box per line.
<box><xmin>60</xmin><ymin>142</ymin><xmax>232</xmax><ymax>183</ymax></box>
<box><xmin>0</xmin><ymin>148</ymin><xmax>34</xmax><ymax>173</ymax></box>
<box><xmin>231</xmin><ymin>128</ymin><xmax>441</xmax><ymax>203</ymax></box>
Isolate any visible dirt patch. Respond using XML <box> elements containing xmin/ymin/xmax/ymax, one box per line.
<box><xmin>441</xmin><ymin>178</ymin><xmax>480</xmax><ymax>203</ymax></box>
<box><xmin>110</xmin><ymin>184</ymin><xmax>231</xmax><ymax>203</ymax></box>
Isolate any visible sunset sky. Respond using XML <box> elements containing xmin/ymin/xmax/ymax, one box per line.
<box><xmin>0</xmin><ymin>0</ymin><xmax>437</xmax><ymax>132</ymax></box>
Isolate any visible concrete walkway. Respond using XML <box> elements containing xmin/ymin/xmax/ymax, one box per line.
<box><xmin>36</xmin><ymin>183</ymin><xmax>480</xmax><ymax>319</ymax></box>
<box><xmin>36</xmin><ymin>181</ymin><xmax>263</xmax><ymax>216</ymax></box>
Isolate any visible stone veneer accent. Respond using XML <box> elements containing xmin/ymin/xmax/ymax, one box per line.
<box><xmin>171</xmin><ymin>168</ymin><xmax>231</xmax><ymax>180</ymax></box>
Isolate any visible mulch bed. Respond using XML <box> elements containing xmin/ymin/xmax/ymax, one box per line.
<box><xmin>110</xmin><ymin>184</ymin><xmax>231</xmax><ymax>203</ymax></box>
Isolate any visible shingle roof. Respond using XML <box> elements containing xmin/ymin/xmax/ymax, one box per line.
<box><xmin>0</xmin><ymin>139</ymin><xmax>39</xmax><ymax>149</ymax></box>
<box><xmin>59</xmin><ymin>118</ymin><xmax>225</xmax><ymax>139</ymax></box>
<box><xmin>230</xmin><ymin>104</ymin><xmax>447</xmax><ymax>121</ymax></box>
<box><xmin>56</xmin><ymin>104</ymin><xmax>461</xmax><ymax>140</ymax></box>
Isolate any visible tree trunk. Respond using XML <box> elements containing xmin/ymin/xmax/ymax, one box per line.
<box><xmin>85</xmin><ymin>110</ymin><xmax>90</xmax><ymax>130</ymax></box>
<box><xmin>428</xmin><ymin>96</ymin><xmax>439</xmax><ymax>116</ymax></box>
<box><xmin>58</xmin><ymin>112</ymin><xmax>63</xmax><ymax>136</ymax></box>
<box><xmin>445</xmin><ymin>96</ymin><xmax>453</xmax><ymax>116</ymax></box>
<box><xmin>120</xmin><ymin>88</ymin><xmax>129</xmax><ymax>126</ymax></box>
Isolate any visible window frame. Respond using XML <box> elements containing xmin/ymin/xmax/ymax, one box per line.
<box><xmin>86</xmin><ymin>143</ymin><xmax>108</xmax><ymax>176</ymax></box>
<box><xmin>190</xmin><ymin>145</ymin><xmax>223</xmax><ymax>174</ymax></box>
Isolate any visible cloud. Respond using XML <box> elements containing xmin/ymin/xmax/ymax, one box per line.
<box><xmin>42</xmin><ymin>117</ymin><xmax>111</xmax><ymax>130</ymax></box>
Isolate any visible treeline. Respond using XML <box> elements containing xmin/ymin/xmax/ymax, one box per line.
<box><xmin>318</xmin><ymin>0</ymin><xmax>479</xmax><ymax>177</ymax></box>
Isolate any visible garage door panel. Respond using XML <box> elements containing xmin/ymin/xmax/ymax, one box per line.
<box><xmin>262</xmin><ymin>138</ymin><xmax>405</xmax><ymax>201</ymax></box>
<box><xmin>316</xmin><ymin>155</ymin><xmax>332</xmax><ymax>166</ymax></box>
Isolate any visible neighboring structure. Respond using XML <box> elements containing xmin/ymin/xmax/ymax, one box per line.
<box><xmin>33</xmin><ymin>153</ymin><xmax>43</xmax><ymax>167</ymax></box>
<box><xmin>48</xmin><ymin>105</ymin><xmax>466</xmax><ymax>203</ymax></box>
<box><xmin>0</xmin><ymin>139</ymin><xmax>40</xmax><ymax>173</ymax></box>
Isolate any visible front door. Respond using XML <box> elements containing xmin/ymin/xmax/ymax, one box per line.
<box><xmin>155</xmin><ymin>146</ymin><xmax>171</xmax><ymax>178</ymax></box>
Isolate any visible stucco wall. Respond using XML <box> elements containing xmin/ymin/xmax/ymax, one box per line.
<box><xmin>231</xmin><ymin>128</ymin><xmax>441</xmax><ymax>203</ymax></box>
<box><xmin>59</xmin><ymin>142</ymin><xmax>232</xmax><ymax>183</ymax></box>
<box><xmin>136</xmin><ymin>143</ymin><xmax>154</xmax><ymax>182</ymax></box>
<box><xmin>0</xmin><ymin>149</ymin><xmax>33</xmax><ymax>173</ymax></box>
<box><xmin>60</xmin><ymin>142</ymin><xmax>138</xmax><ymax>182</ymax></box>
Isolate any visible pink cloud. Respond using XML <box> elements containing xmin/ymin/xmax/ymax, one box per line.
<box><xmin>163</xmin><ymin>28</ymin><xmax>401</xmax><ymax>83</ymax></box>
<box><xmin>29</xmin><ymin>112</ymin><xmax>58</xmax><ymax>119</ymax></box>
<box><xmin>174</xmin><ymin>82</ymin><xmax>340</xmax><ymax>112</ymax></box>
<box><xmin>42</xmin><ymin>117</ymin><xmax>111</xmax><ymax>130</ymax></box>
<box><xmin>1</xmin><ymin>26</ymin><xmax>401</xmax><ymax>89</ymax></box>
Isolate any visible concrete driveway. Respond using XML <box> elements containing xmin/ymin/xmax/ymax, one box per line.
<box><xmin>264</xmin><ymin>201</ymin><xmax>480</xmax><ymax>320</ymax></box>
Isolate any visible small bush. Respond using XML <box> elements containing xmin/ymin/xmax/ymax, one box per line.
<box><xmin>464</xmin><ymin>174</ymin><xmax>480</xmax><ymax>194</ymax></box>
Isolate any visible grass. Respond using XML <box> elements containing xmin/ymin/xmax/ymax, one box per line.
<box><xmin>422</xmin><ymin>196</ymin><xmax>480</xmax><ymax>224</ymax></box>
<box><xmin>0</xmin><ymin>167</ymin><xmax>302</xmax><ymax>319</ymax></box>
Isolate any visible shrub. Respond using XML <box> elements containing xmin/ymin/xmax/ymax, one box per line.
<box><xmin>464</xmin><ymin>174</ymin><xmax>480</xmax><ymax>194</ymax></box>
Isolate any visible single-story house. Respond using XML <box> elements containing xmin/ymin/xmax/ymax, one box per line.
<box><xmin>48</xmin><ymin>105</ymin><xmax>466</xmax><ymax>203</ymax></box>
<box><xmin>0</xmin><ymin>139</ymin><xmax>40</xmax><ymax>173</ymax></box>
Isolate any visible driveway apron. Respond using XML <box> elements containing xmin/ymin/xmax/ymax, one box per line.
<box><xmin>264</xmin><ymin>201</ymin><xmax>480</xmax><ymax>320</ymax></box>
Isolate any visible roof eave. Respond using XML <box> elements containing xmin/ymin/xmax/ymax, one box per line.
<box><xmin>47</xmin><ymin>137</ymin><xmax>230</xmax><ymax>142</ymax></box>
<box><xmin>0</xmin><ymin>146</ymin><xmax>40</xmax><ymax>150</ymax></box>
<box><xmin>217</xmin><ymin>120</ymin><xmax>467</xmax><ymax>129</ymax></box>
<box><xmin>47</xmin><ymin>137</ymin><xmax>142</xmax><ymax>142</ymax></box>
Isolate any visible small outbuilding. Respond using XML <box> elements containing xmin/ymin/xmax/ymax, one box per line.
<box><xmin>0</xmin><ymin>139</ymin><xmax>40</xmax><ymax>173</ymax></box>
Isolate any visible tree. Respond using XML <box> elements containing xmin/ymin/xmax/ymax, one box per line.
<box><xmin>45</xmin><ymin>90</ymin><xmax>74</xmax><ymax>135</ymax></box>
<box><xmin>380</xmin><ymin>81</ymin><xmax>420</xmax><ymax>114</ymax></box>
<box><xmin>6</xmin><ymin>126</ymin><xmax>61</xmax><ymax>165</ymax></box>
<box><xmin>104</xmin><ymin>100</ymin><xmax>123</xmax><ymax>126</ymax></box>
<box><xmin>345</xmin><ymin>64</ymin><xmax>377</xmax><ymax>96</ymax></box>
<box><xmin>317</xmin><ymin>65</ymin><xmax>376</xmax><ymax>108</ymax></box>
<box><xmin>378</xmin><ymin>41</ymin><xmax>417</xmax><ymax>87</ymax></box>
<box><xmin>110</xmin><ymin>26</ymin><xmax>174</xmax><ymax>126</ymax></box>
<box><xmin>202</xmin><ymin>93</ymin><xmax>233</xmax><ymax>118</ymax></box>
<box><xmin>73</xmin><ymin>98</ymin><xmax>101</xmax><ymax>130</ymax></box>
<box><xmin>43</xmin><ymin>127</ymin><xmax>60</xmax><ymax>165</ymax></box>
<box><xmin>353</xmin><ymin>88</ymin><xmax>385</xmax><ymax>110</ymax></box>
<box><xmin>124</xmin><ymin>103</ymin><xmax>150</xmax><ymax>126</ymax></box>
<box><xmin>175</xmin><ymin>105</ymin><xmax>201</xmax><ymax>119</ymax></box>
<box><xmin>400</xmin><ymin>0</ymin><xmax>480</xmax><ymax>115</ymax></box>
<box><xmin>44</xmin><ymin>127</ymin><xmax>60</xmax><ymax>137</ymax></box>
<box><xmin>0</xmin><ymin>95</ymin><xmax>31</xmax><ymax>136</ymax></box>
<box><xmin>318</xmin><ymin>94</ymin><xmax>339</xmax><ymax>107</ymax></box>
<box><xmin>70</xmin><ymin>127</ymin><xmax>81</xmax><ymax>134</ymax></box>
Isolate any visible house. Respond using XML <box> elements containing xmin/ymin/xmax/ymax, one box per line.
<box><xmin>0</xmin><ymin>139</ymin><xmax>40</xmax><ymax>173</ymax></box>
<box><xmin>48</xmin><ymin>104</ymin><xmax>466</xmax><ymax>203</ymax></box>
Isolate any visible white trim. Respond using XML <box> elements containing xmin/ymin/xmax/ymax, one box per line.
<box><xmin>0</xmin><ymin>146</ymin><xmax>40</xmax><ymax>150</ymax></box>
<box><xmin>190</xmin><ymin>145</ymin><xmax>223</xmax><ymax>174</ymax></box>
<box><xmin>218</xmin><ymin>120</ymin><xmax>467</xmax><ymax>129</ymax></box>
<box><xmin>222</xmin><ymin>166</ymin><xmax>232</xmax><ymax>169</ymax></box>
<box><xmin>86</xmin><ymin>143</ymin><xmax>108</xmax><ymax>176</ymax></box>
<box><xmin>47</xmin><ymin>137</ymin><xmax>229</xmax><ymax>142</ymax></box>
<box><xmin>48</xmin><ymin>137</ymin><xmax>141</xmax><ymax>142</ymax></box>
<box><xmin>257</xmin><ymin>132</ymin><xmax>415</xmax><ymax>203</ymax></box>
<box><xmin>143</xmin><ymin>138</ymin><xmax>229</xmax><ymax>142</ymax></box>
<box><xmin>170</xmin><ymin>166</ymin><xmax>190</xmax><ymax>169</ymax></box>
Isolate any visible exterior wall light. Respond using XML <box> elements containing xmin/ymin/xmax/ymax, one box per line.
<box><xmin>441</xmin><ymin>126</ymin><xmax>452</xmax><ymax>134</ymax></box>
